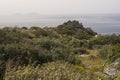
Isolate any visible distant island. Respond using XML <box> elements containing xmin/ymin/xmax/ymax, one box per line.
<box><xmin>0</xmin><ymin>20</ymin><xmax>120</xmax><ymax>80</ymax></box>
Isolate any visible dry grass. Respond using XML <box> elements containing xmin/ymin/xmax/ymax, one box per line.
<box><xmin>78</xmin><ymin>49</ymin><xmax>104</xmax><ymax>69</ymax></box>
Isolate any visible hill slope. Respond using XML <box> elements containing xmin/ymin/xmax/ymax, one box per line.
<box><xmin>56</xmin><ymin>20</ymin><xmax>97</xmax><ymax>39</ymax></box>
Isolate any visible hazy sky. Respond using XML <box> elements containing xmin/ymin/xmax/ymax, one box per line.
<box><xmin>0</xmin><ymin>0</ymin><xmax>120</xmax><ymax>15</ymax></box>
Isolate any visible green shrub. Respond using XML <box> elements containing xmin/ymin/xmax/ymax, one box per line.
<box><xmin>99</xmin><ymin>44</ymin><xmax>120</xmax><ymax>63</ymax></box>
<box><xmin>5</xmin><ymin>61</ymin><xmax>83</xmax><ymax>80</ymax></box>
<box><xmin>90</xmin><ymin>34</ymin><xmax>120</xmax><ymax>45</ymax></box>
<box><xmin>0</xmin><ymin>61</ymin><xmax>5</xmax><ymax>80</ymax></box>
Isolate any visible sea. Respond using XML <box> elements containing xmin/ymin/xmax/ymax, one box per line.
<box><xmin>0</xmin><ymin>14</ymin><xmax>120</xmax><ymax>34</ymax></box>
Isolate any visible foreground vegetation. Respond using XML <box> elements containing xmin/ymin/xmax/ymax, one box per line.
<box><xmin>0</xmin><ymin>20</ymin><xmax>120</xmax><ymax>80</ymax></box>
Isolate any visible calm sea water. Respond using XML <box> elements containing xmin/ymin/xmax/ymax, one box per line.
<box><xmin>0</xmin><ymin>14</ymin><xmax>120</xmax><ymax>34</ymax></box>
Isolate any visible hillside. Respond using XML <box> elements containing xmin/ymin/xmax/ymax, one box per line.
<box><xmin>0</xmin><ymin>21</ymin><xmax>120</xmax><ymax>80</ymax></box>
<box><xmin>56</xmin><ymin>20</ymin><xmax>97</xmax><ymax>39</ymax></box>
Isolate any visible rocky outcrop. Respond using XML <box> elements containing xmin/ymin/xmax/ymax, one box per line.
<box><xmin>94</xmin><ymin>61</ymin><xmax>120</xmax><ymax>79</ymax></box>
<box><xmin>56</xmin><ymin>20</ymin><xmax>97</xmax><ymax>36</ymax></box>
<box><xmin>103</xmin><ymin>61</ymin><xmax>120</xmax><ymax>79</ymax></box>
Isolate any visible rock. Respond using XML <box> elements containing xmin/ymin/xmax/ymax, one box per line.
<box><xmin>103</xmin><ymin>61</ymin><xmax>120</xmax><ymax>79</ymax></box>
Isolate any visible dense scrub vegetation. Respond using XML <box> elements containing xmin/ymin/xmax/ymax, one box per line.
<box><xmin>99</xmin><ymin>44</ymin><xmax>120</xmax><ymax>63</ymax></box>
<box><xmin>0</xmin><ymin>20</ymin><xmax>120</xmax><ymax>80</ymax></box>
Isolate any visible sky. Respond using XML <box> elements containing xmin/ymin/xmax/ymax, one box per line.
<box><xmin>0</xmin><ymin>0</ymin><xmax>120</xmax><ymax>15</ymax></box>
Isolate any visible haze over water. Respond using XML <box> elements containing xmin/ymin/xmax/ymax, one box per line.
<box><xmin>0</xmin><ymin>14</ymin><xmax>120</xmax><ymax>34</ymax></box>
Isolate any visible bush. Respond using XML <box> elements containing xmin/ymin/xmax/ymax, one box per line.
<box><xmin>0</xmin><ymin>61</ymin><xmax>5</xmax><ymax>80</ymax></box>
<box><xmin>5</xmin><ymin>61</ymin><xmax>84</xmax><ymax>80</ymax></box>
<box><xmin>90</xmin><ymin>34</ymin><xmax>120</xmax><ymax>45</ymax></box>
<box><xmin>99</xmin><ymin>44</ymin><xmax>120</xmax><ymax>63</ymax></box>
